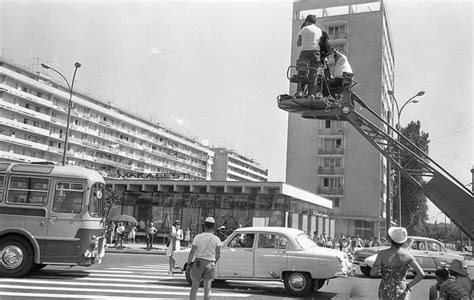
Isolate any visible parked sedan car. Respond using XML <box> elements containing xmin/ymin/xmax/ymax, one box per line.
<box><xmin>173</xmin><ymin>227</ymin><xmax>352</xmax><ymax>296</ymax></box>
<box><xmin>355</xmin><ymin>236</ymin><xmax>464</xmax><ymax>277</ymax></box>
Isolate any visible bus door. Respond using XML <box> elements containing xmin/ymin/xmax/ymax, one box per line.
<box><xmin>43</xmin><ymin>181</ymin><xmax>86</xmax><ymax>263</ymax></box>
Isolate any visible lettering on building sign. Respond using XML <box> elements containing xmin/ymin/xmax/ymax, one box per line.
<box><xmin>112</xmin><ymin>171</ymin><xmax>191</xmax><ymax>180</ymax></box>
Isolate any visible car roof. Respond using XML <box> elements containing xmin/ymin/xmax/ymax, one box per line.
<box><xmin>234</xmin><ymin>227</ymin><xmax>305</xmax><ymax>235</ymax></box>
<box><xmin>407</xmin><ymin>236</ymin><xmax>441</xmax><ymax>243</ymax></box>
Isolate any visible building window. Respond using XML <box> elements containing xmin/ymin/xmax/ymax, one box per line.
<box><xmin>333</xmin><ymin>198</ymin><xmax>340</xmax><ymax>207</ymax></box>
<box><xmin>325</xmin><ymin>120</ymin><xmax>331</xmax><ymax>129</ymax></box>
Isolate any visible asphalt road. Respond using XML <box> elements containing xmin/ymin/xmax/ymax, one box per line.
<box><xmin>0</xmin><ymin>252</ymin><xmax>470</xmax><ymax>299</ymax></box>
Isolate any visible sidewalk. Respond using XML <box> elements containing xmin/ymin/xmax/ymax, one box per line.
<box><xmin>105</xmin><ymin>242</ymin><xmax>168</xmax><ymax>255</ymax></box>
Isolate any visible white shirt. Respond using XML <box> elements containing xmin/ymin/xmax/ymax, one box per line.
<box><xmin>298</xmin><ymin>24</ymin><xmax>322</xmax><ymax>51</ymax></box>
<box><xmin>192</xmin><ymin>232</ymin><xmax>222</xmax><ymax>262</ymax></box>
<box><xmin>334</xmin><ymin>53</ymin><xmax>353</xmax><ymax>77</ymax></box>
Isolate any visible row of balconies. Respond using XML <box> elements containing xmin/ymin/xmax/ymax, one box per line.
<box><xmin>0</xmin><ymin>116</ymin><xmax>50</xmax><ymax>136</ymax></box>
<box><xmin>2</xmin><ymin>87</ymin><xmax>210</xmax><ymax>164</ymax></box>
<box><xmin>318</xmin><ymin>128</ymin><xmax>345</xmax><ymax>136</ymax></box>
<box><xmin>317</xmin><ymin>166</ymin><xmax>344</xmax><ymax>174</ymax></box>
<box><xmin>317</xmin><ymin>186</ymin><xmax>344</xmax><ymax>195</ymax></box>
<box><xmin>318</xmin><ymin>147</ymin><xmax>345</xmax><ymax>154</ymax></box>
<box><xmin>227</xmin><ymin>160</ymin><xmax>268</xmax><ymax>179</ymax></box>
<box><xmin>2</xmin><ymin>77</ymin><xmax>211</xmax><ymax>161</ymax></box>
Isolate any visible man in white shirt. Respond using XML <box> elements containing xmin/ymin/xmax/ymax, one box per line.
<box><xmin>328</xmin><ymin>48</ymin><xmax>353</xmax><ymax>88</ymax></box>
<box><xmin>187</xmin><ymin>217</ymin><xmax>222</xmax><ymax>300</ymax></box>
<box><xmin>297</xmin><ymin>14</ymin><xmax>323</xmax><ymax>95</ymax></box>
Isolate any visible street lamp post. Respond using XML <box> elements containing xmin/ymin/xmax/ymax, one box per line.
<box><xmin>387</xmin><ymin>90</ymin><xmax>425</xmax><ymax>226</ymax></box>
<box><xmin>41</xmin><ymin>62</ymin><xmax>81</xmax><ymax>166</ymax></box>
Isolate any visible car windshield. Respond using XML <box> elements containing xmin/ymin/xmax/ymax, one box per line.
<box><xmin>401</xmin><ymin>238</ymin><xmax>411</xmax><ymax>249</ymax></box>
<box><xmin>295</xmin><ymin>233</ymin><xmax>317</xmax><ymax>249</ymax></box>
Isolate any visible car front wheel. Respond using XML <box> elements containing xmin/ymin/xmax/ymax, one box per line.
<box><xmin>360</xmin><ymin>265</ymin><xmax>372</xmax><ymax>277</ymax></box>
<box><xmin>283</xmin><ymin>272</ymin><xmax>314</xmax><ymax>296</ymax></box>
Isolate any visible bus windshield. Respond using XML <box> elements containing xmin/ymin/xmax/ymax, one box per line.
<box><xmin>89</xmin><ymin>182</ymin><xmax>105</xmax><ymax>218</ymax></box>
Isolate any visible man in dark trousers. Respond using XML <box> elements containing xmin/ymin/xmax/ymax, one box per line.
<box><xmin>187</xmin><ymin>217</ymin><xmax>222</xmax><ymax>300</ymax></box>
<box><xmin>146</xmin><ymin>222</ymin><xmax>157</xmax><ymax>250</ymax></box>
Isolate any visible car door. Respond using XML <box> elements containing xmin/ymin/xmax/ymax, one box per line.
<box><xmin>426</xmin><ymin>240</ymin><xmax>451</xmax><ymax>268</ymax></box>
<box><xmin>410</xmin><ymin>239</ymin><xmax>436</xmax><ymax>270</ymax></box>
<box><xmin>254</xmin><ymin>232</ymin><xmax>288</xmax><ymax>278</ymax></box>
<box><xmin>218</xmin><ymin>232</ymin><xmax>255</xmax><ymax>278</ymax></box>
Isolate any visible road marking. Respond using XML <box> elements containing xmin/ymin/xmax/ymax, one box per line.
<box><xmin>0</xmin><ymin>278</ymin><xmax>190</xmax><ymax>290</ymax></box>
<box><xmin>0</xmin><ymin>284</ymin><xmax>250</xmax><ymax>297</ymax></box>
<box><xmin>0</xmin><ymin>292</ymin><xmax>167</xmax><ymax>299</ymax></box>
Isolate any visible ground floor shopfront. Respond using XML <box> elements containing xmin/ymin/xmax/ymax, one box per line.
<box><xmin>105</xmin><ymin>179</ymin><xmax>336</xmax><ymax>241</ymax></box>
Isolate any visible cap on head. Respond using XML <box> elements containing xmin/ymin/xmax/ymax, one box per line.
<box><xmin>205</xmin><ymin>217</ymin><xmax>215</xmax><ymax>223</ymax></box>
<box><xmin>388</xmin><ymin>227</ymin><xmax>408</xmax><ymax>244</ymax></box>
<box><xmin>449</xmin><ymin>259</ymin><xmax>468</xmax><ymax>276</ymax></box>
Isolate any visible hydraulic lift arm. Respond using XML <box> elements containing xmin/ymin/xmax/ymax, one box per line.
<box><xmin>279</xmin><ymin>86</ymin><xmax>474</xmax><ymax>239</ymax></box>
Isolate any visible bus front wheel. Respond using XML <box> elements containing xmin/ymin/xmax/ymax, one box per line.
<box><xmin>0</xmin><ymin>235</ymin><xmax>34</xmax><ymax>277</ymax></box>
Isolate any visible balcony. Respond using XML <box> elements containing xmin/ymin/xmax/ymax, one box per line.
<box><xmin>319</xmin><ymin>128</ymin><xmax>345</xmax><ymax>136</ymax></box>
<box><xmin>0</xmin><ymin>83</ymin><xmax>53</xmax><ymax>108</ymax></box>
<box><xmin>0</xmin><ymin>134</ymin><xmax>49</xmax><ymax>151</ymax></box>
<box><xmin>318</xmin><ymin>147</ymin><xmax>345</xmax><ymax>154</ymax></box>
<box><xmin>317</xmin><ymin>167</ymin><xmax>344</xmax><ymax>175</ymax></box>
<box><xmin>0</xmin><ymin>101</ymin><xmax>50</xmax><ymax>122</ymax></box>
<box><xmin>0</xmin><ymin>116</ymin><xmax>50</xmax><ymax>136</ymax></box>
<box><xmin>0</xmin><ymin>150</ymin><xmax>46</xmax><ymax>162</ymax></box>
<box><xmin>317</xmin><ymin>186</ymin><xmax>344</xmax><ymax>195</ymax></box>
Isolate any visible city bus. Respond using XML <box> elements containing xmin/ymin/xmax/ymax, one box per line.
<box><xmin>0</xmin><ymin>162</ymin><xmax>106</xmax><ymax>277</ymax></box>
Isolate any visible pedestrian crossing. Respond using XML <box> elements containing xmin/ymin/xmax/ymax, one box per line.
<box><xmin>0</xmin><ymin>264</ymin><xmax>252</xmax><ymax>299</ymax></box>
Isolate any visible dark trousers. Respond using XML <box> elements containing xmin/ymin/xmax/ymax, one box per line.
<box><xmin>146</xmin><ymin>234</ymin><xmax>154</xmax><ymax>249</ymax></box>
<box><xmin>299</xmin><ymin>50</ymin><xmax>320</xmax><ymax>95</ymax></box>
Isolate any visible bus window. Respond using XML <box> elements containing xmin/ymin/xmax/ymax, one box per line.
<box><xmin>0</xmin><ymin>175</ymin><xmax>4</xmax><ymax>202</ymax></box>
<box><xmin>7</xmin><ymin>176</ymin><xmax>49</xmax><ymax>205</ymax></box>
<box><xmin>53</xmin><ymin>181</ymin><xmax>84</xmax><ymax>213</ymax></box>
<box><xmin>89</xmin><ymin>182</ymin><xmax>105</xmax><ymax>217</ymax></box>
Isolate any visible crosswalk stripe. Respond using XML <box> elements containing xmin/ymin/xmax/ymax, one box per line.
<box><xmin>0</xmin><ymin>284</ymin><xmax>250</xmax><ymax>297</ymax></box>
<box><xmin>0</xmin><ymin>278</ymin><xmax>190</xmax><ymax>290</ymax></box>
<box><xmin>0</xmin><ymin>292</ymin><xmax>167</xmax><ymax>300</ymax></box>
<box><xmin>107</xmin><ymin>267</ymin><xmax>171</xmax><ymax>271</ymax></box>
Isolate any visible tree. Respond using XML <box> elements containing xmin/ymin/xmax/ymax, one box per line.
<box><xmin>393</xmin><ymin>121</ymin><xmax>430</xmax><ymax>235</ymax></box>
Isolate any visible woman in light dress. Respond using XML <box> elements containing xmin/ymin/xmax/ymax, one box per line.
<box><xmin>167</xmin><ymin>220</ymin><xmax>183</xmax><ymax>275</ymax></box>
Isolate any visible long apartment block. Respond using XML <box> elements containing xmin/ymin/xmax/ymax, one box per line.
<box><xmin>0</xmin><ymin>58</ymin><xmax>216</xmax><ymax>180</ymax></box>
<box><xmin>212</xmin><ymin>148</ymin><xmax>268</xmax><ymax>182</ymax></box>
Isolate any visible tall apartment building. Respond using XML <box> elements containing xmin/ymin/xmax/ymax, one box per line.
<box><xmin>212</xmin><ymin>148</ymin><xmax>268</xmax><ymax>182</ymax></box>
<box><xmin>286</xmin><ymin>0</ymin><xmax>395</xmax><ymax>238</ymax></box>
<box><xmin>0</xmin><ymin>58</ymin><xmax>215</xmax><ymax>180</ymax></box>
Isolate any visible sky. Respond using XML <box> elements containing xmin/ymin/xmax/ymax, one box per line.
<box><xmin>1</xmin><ymin>0</ymin><xmax>472</xmax><ymax>223</ymax></box>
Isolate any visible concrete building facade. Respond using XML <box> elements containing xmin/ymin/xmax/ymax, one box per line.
<box><xmin>286</xmin><ymin>0</ymin><xmax>395</xmax><ymax>238</ymax></box>
<box><xmin>212</xmin><ymin>148</ymin><xmax>268</xmax><ymax>182</ymax></box>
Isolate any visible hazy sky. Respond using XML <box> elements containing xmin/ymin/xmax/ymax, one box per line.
<box><xmin>1</xmin><ymin>0</ymin><xmax>472</xmax><ymax>223</ymax></box>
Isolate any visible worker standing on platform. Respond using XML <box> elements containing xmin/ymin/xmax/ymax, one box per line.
<box><xmin>297</xmin><ymin>14</ymin><xmax>323</xmax><ymax>95</ymax></box>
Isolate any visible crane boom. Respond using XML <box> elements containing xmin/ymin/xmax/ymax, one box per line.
<box><xmin>278</xmin><ymin>86</ymin><xmax>474</xmax><ymax>239</ymax></box>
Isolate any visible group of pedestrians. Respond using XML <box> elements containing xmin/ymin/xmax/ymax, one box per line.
<box><xmin>107</xmin><ymin>222</ymin><xmax>137</xmax><ymax>248</ymax></box>
<box><xmin>312</xmin><ymin>231</ymin><xmax>381</xmax><ymax>254</ymax></box>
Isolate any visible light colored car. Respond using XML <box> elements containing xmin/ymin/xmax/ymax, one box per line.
<box><xmin>355</xmin><ymin>236</ymin><xmax>464</xmax><ymax>277</ymax></box>
<box><xmin>173</xmin><ymin>226</ymin><xmax>352</xmax><ymax>296</ymax></box>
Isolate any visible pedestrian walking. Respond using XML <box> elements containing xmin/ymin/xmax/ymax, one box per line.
<box><xmin>187</xmin><ymin>217</ymin><xmax>222</xmax><ymax>300</ymax></box>
<box><xmin>184</xmin><ymin>227</ymin><xmax>191</xmax><ymax>248</ymax></box>
<box><xmin>370</xmin><ymin>227</ymin><xmax>425</xmax><ymax>299</ymax></box>
<box><xmin>115</xmin><ymin>222</ymin><xmax>125</xmax><ymax>247</ymax></box>
<box><xmin>167</xmin><ymin>220</ymin><xmax>183</xmax><ymax>275</ymax></box>
<box><xmin>128</xmin><ymin>224</ymin><xmax>136</xmax><ymax>244</ymax></box>
<box><xmin>146</xmin><ymin>222</ymin><xmax>157</xmax><ymax>250</ymax></box>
